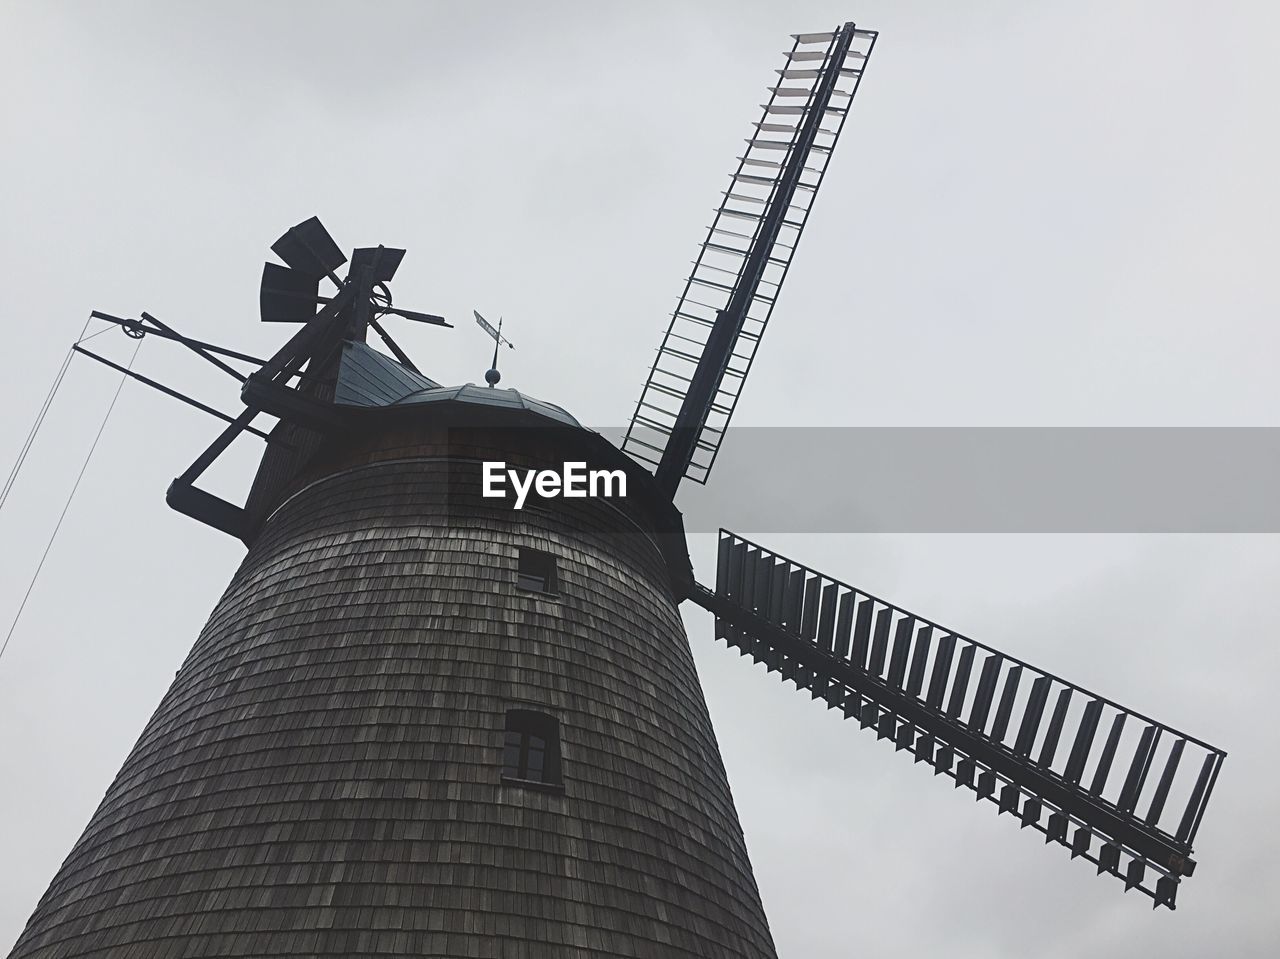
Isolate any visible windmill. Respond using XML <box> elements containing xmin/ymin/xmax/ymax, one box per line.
<box><xmin>6</xmin><ymin>21</ymin><xmax>1224</xmax><ymax>959</ymax></box>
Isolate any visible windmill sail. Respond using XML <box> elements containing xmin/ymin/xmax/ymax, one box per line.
<box><xmin>691</xmin><ymin>531</ymin><xmax>1226</xmax><ymax>909</ymax></box>
<box><xmin>622</xmin><ymin>24</ymin><xmax>877</xmax><ymax>494</ymax></box>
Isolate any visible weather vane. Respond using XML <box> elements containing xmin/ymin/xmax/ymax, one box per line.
<box><xmin>473</xmin><ymin>310</ymin><xmax>513</xmax><ymax>386</ymax></box>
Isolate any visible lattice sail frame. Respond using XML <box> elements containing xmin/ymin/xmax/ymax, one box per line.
<box><xmin>622</xmin><ymin>25</ymin><xmax>877</xmax><ymax>487</ymax></box>
<box><xmin>693</xmin><ymin>531</ymin><xmax>1226</xmax><ymax>909</ymax></box>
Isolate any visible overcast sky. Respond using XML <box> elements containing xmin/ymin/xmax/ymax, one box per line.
<box><xmin>1</xmin><ymin>2</ymin><xmax>1277</xmax><ymax>956</ymax></box>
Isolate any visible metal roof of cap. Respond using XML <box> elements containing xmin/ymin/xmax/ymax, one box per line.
<box><xmin>392</xmin><ymin>383</ymin><xmax>584</xmax><ymax>428</ymax></box>
<box><xmin>334</xmin><ymin>341</ymin><xmax>440</xmax><ymax>407</ymax></box>
<box><xmin>334</xmin><ymin>342</ymin><xmax>582</xmax><ymax>428</ymax></box>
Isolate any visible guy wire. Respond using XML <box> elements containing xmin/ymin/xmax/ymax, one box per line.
<box><xmin>0</xmin><ymin>334</ymin><xmax>143</xmax><ymax>667</ymax></box>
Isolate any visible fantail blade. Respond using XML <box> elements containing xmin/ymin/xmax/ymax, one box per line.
<box><xmin>386</xmin><ymin>307</ymin><xmax>451</xmax><ymax>327</ymax></box>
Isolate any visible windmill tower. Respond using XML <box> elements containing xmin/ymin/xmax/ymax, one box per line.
<box><xmin>7</xmin><ymin>21</ymin><xmax>1224</xmax><ymax>959</ymax></box>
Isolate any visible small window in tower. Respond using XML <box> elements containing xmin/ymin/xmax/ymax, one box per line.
<box><xmin>502</xmin><ymin>709</ymin><xmax>562</xmax><ymax>790</ymax></box>
<box><xmin>516</xmin><ymin>548</ymin><xmax>558</xmax><ymax>595</ymax></box>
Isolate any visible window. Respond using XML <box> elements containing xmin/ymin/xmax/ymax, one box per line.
<box><xmin>502</xmin><ymin>709</ymin><xmax>562</xmax><ymax>789</ymax></box>
<box><xmin>516</xmin><ymin>547</ymin><xmax>557</xmax><ymax>595</ymax></box>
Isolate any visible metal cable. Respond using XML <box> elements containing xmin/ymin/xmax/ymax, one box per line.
<box><xmin>0</xmin><ymin>319</ymin><xmax>94</xmax><ymax>513</ymax></box>
<box><xmin>0</xmin><ymin>336</ymin><xmax>143</xmax><ymax>667</ymax></box>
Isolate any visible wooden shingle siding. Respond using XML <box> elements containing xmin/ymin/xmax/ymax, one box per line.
<box><xmin>8</xmin><ymin>419</ymin><xmax>776</xmax><ymax>958</ymax></box>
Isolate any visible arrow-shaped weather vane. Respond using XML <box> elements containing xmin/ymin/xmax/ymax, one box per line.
<box><xmin>474</xmin><ymin>310</ymin><xmax>513</xmax><ymax>387</ymax></box>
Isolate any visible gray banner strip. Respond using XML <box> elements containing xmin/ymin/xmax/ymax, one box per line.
<box><xmin>591</xmin><ymin>427</ymin><xmax>1280</xmax><ymax>533</ymax></box>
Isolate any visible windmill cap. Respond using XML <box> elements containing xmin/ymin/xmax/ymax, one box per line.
<box><xmin>332</xmin><ymin>342</ymin><xmax>582</xmax><ymax>429</ymax></box>
<box><xmin>389</xmin><ymin>383</ymin><xmax>583</xmax><ymax>429</ymax></box>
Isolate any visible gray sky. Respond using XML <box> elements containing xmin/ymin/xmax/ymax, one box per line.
<box><xmin>2</xmin><ymin>1</ymin><xmax>1277</xmax><ymax>956</ymax></box>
